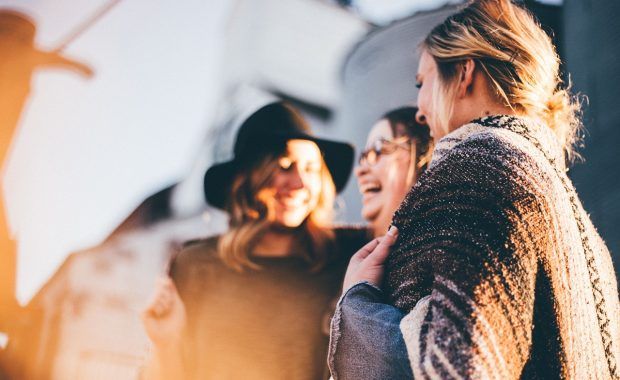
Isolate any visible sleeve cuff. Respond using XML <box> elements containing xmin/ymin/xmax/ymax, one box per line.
<box><xmin>340</xmin><ymin>281</ymin><xmax>384</xmax><ymax>302</ymax></box>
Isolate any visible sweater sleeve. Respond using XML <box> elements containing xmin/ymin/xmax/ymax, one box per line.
<box><xmin>386</xmin><ymin>136</ymin><xmax>544</xmax><ymax>379</ymax></box>
<box><xmin>166</xmin><ymin>239</ymin><xmax>219</xmax><ymax>379</ymax></box>
<box><xmin>328</xmin><ymin>282</ymin><xmax>413</xmax><ymax>380</ymax></box>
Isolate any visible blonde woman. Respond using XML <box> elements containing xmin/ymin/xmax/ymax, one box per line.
<box><xmin>142</xmin><ymin>102</ymin><xmax>369</xmax><ymax>379</ymax></box>
<box><xmin>330</xmin><ymin>1</ymin><xmax>620</xmax><ymax>379</ymax></box>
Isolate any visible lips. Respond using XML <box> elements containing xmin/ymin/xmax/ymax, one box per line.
<box><xmin>358</xmin><ymin>183</ymin><xmax>381</xmax><ymax>208</ymax></box>
<box><xmin>359</xmin><ymin>182</ymin><xmax>382</xmax><ymax>195</ymax></box>
<box><xmin>276</xmin><ymin>195</ymin><xmax>308</xmax><ymax>208</ymax></box>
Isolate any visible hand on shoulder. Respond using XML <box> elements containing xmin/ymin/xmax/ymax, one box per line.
<box><xmin>342</xmin><ymin>226</ymin><xmax>398</xmax><ymax>293</ymax></box>
<box><xmin>141</xmin><ymin>276</ymin><xmax>187</xmax><ymax>348</ymax></box>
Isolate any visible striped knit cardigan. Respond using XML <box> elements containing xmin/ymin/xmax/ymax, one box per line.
<box><xmin>386</xmin><ymin>115</ymin><xmax>619</xmax><ymax>379</ymax></box>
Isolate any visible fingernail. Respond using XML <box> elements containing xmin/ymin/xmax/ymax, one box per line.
<box><xmin>387</xmin><ymin>225</ymin><xmax>398</xmax><ymax>236</ymax></box>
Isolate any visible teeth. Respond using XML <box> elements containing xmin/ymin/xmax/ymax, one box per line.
<box><xmin>278</xmin><ymin>197</ymin><xmax>307</xmax><ymax>207</ymax></box>
<box><xmin>360</xmin><ymin>183</ymin><xmax>381</xmax><ymax>193</ymax></box>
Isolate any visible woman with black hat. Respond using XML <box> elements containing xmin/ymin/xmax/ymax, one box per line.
<box><xmin>141</xmin><ymin>101</ymin><xmax>369</xmax><ymax>379</ymax></box>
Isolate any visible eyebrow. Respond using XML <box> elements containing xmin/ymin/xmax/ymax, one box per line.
<box><xmin>415</xmin><ymin>74</ymin><xmax>421</xmax><ymax>81</ymax></box>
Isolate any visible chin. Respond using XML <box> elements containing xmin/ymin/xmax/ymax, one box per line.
<box><xmin>370</xmin><ymin>223</ymin><xmax>384</xmax><ymax>237</ymax></box>
<box><xmin>277</xmin><ymin>213</ymin><xmax>309</xmax><ymax>228</ymax></box>
<box><xmin>370</xmin><ymin>209</ymin><xmax>394</xmax><ymax>237</ymax></box>
<box><xmin>361</xmin><ymin>206</ymin><xmax>380</xmax><ymax>223</ymax></box>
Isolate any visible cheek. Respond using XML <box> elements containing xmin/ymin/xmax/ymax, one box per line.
<box><xmin>419</xmin><ymin>85</ymin><xmax>431</xmax><ymax>113</ymax></box>
<box><xmin>270</xmin><ymin>173</ymin><xmax>284</xmax><ymax>191</ymax></box>
<box><xmin>305</xmin><ymin>176</ymin><xmax>323</xmax><ymax>201</ymax></box>
<box><xmin>311</xmin><ymin>184</ymin><xmax>323</xmax><ymax>204</ymax></box>
<box><xmin>383</xmin><ymin>159</ymin><xmax>411</xmax><ymax>196</ymax></box>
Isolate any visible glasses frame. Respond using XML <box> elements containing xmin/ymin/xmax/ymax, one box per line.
<box><xmin>358</xmin><ymin>136</ymin><xmax>412</xmax><ymax>166</ymax></box>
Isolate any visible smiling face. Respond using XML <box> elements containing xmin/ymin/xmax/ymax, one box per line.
<box><xmin>355</xmin><ymin>120</ymin><xmax>416</xmax><ymax>237</ymax></box>
<box><xmin>259</xmin><ymin>139</ymin><xmax>323</xmax><ymax>228</ymax></box>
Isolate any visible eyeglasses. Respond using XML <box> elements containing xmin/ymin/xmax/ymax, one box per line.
<box><xmin>358</xmin><ymin>136</ymin><xmax>412</xmax><ymax>166</ymax></box>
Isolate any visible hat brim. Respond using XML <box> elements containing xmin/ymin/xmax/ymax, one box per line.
<box><xmin>204</xmin><ymin>133</ymin><xmax>354</xmax><ymax>209</ymax></box>
<box><xmin>203</xmin><ymin>160</ymin><xmax>240</xmax><ymax>209</ymax></box>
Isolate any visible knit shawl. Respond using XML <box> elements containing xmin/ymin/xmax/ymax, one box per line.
<box><xmin>385</xmin><ymin>116</ymin><xmax>619</xmax><ymax>379</ymax></box>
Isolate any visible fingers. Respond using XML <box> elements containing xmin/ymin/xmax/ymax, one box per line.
<box><xmin>352</xmin><ymin>237</ymin><xmax>382</xmax><ymax>261</ymax></box>
<box><xmin>157</xmin><ymin>276</ymin><xmax>177</xmax><ymax>293</ymax></box>
<box><xmin>366</xmin><ymin>226</ymin><xmax>399</xmax><ymax>266</ymax></box>
<box><xmin>143</xmin><ymin>276</ymin><xmax>179</xmax><ymax>319</ymax></box>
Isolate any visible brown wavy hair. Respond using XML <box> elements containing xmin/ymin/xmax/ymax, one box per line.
<box><xmin>422</xmin><ymin>0</ymin><xmax>582</xmax><ymax>161</ymax></box>
<box><xmin>217</xmin><ymin>147</ymin><xmax>336</xmax><ymax>272</ymax></box>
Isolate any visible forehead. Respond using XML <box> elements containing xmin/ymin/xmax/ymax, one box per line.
<box><xmin>418</xmin><ymin>50</ymin><xmax>435</xmax><ymax>75</ymax></box>
<box><xmin>285</xmin><ymin>139</ymin><xmax>321</xmax><ymax>160</ymax></box>
<box><xmin>366</xmin><ymin>119</ymin><xmax>394</xmax><ymax>146</ymax></box>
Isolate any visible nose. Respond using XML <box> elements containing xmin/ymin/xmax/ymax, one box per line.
<box><xmin>285</xmin><ymin>166</ymin><xmax>305</xmax><ymax>191</ymax></box>
<box><xmin>354</xmin><ymin>161</ymin><xmax>369</xmax><ymax>178</ymax></box>
<box><xmin>415</xmin><ymin>110</ymin><xmax>426</xmax><ymax>125</ymax></box>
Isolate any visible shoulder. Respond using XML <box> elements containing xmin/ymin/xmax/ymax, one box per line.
<box><xmin>424</xmin><ymin>124</ymin><xmax>543</xmax><ymax>197</ymax></box>
<box><xmin>170</xmin><ymin>235</ymin><xmax>221</xmax><ymax>274</ymax></box>
<box><xmin>432</xmin><ymin>115</ymin><xmax>556</xmax><ymax>175</ymax></box>
<box><xmin>168</xmin><ymin>236</ymin><xmax>227</xmax><ymax>298</ymax></box>
<box><xmin>181</xmin><ymin>235</ymin><xmax>219</xmax><ymax>253</ymax></box>
<box><xmin>182</xmin><ymin>234</ymin><xmax>219</xmax><ymax>249</ymax></box>
<box><xmin>443</xmin><ymin>127</ymin><xmax>524</xmax><ymax>165</ymax></box>
<box><xmin>394</xmin><ymin>119</ymin><xmax>550</xmax><ymax>227</ymax></box>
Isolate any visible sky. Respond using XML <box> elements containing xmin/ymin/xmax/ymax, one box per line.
<box><xmin>0</xmin><ymin>0</ymin><xmax>232</xmax><ymax>304</ymax></box>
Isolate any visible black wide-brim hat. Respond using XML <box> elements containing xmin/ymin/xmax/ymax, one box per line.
<box><xmin>204</xmin><ymin>102</ymin><xmax>354</xmax><ymax>209</ymax></box>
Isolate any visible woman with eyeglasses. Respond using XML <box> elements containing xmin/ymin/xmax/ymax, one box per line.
<box><xmin>330</xmin><ymin>107</ymin><xmax>432</xmax><ymax>379</ymax></box>
<box><xmin>355</xmin><ymin>107</ymin><xmax>433</xmax><ymax>238</ymax></box>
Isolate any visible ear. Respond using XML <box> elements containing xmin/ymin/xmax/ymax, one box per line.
<box><xmin>457</xmin><ymin>59</ymin><xmax>476</xmax><ymax>98</ymax></box>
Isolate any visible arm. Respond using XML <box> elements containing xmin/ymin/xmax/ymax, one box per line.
<box><xmin>141</xmin><ymin>343</ymin><xmax>185</xmax><ymax>380</ymax></box>
<box><xmin>329</xmin><ymin>281</ymin><xmax>413</xmax><ymax>380</ymax></box>
<box><xmin>141</xmin><ymin>277</ymin><xmax>187</xmax><ymax>380</ymax></box>
<box><xmin>329</xmin><ymin>229</ymin><xmax>414</xmax><ymax>380</ymax></box>
<box><xmin>388</xmin><ymin>142</ymin><xmax>542</xmax><ymax>379</ymax></box>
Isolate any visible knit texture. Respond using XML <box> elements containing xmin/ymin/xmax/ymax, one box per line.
<box><xmin>386</xmin><ymin>116</ymin><xmax>619</xmax><ymax>379</ymax></box>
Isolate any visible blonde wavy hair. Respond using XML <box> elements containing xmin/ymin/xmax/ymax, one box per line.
<box><xmin>423</xmin><ymin>0</ymin><xmax>582</xmax><ymax>161</ymax></box>
<box><xmin>217</xmin><ymin>148</ymin><xmax>336</xmax><ymax>272</ymax></box>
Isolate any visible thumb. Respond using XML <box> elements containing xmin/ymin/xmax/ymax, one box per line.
<box><xmin>366</xmin><ymin>226</ymin><xmax>398</xmax><ymax>266</ymax></box>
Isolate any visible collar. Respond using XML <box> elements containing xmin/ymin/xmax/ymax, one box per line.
<box><xmin>429</xmin><ymin>115</ymin><xmax>566</xmax><ymax>172</ymax></box>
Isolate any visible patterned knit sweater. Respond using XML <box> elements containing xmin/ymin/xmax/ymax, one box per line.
<box><xmin>385</xmin><ymin>116</ymin><xmax>619</xmax><ymax>379</ymax></box>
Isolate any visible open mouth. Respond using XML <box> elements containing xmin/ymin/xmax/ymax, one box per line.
<box><xmin>360</xmin><ymin>182</ymin><xmax>382</xmax><ymax>196</ymax></box>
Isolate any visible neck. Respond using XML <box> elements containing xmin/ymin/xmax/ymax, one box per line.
<box><xmin>253</xmin><ymin>228</ymin><xmax>297</xmax><ymax>257</ymax></box>
<box><xmin>450</xmin><ymin>71</ymin><xmax>521</xmax><ymax>133</ymax></box>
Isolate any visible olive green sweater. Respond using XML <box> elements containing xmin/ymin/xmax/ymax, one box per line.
<box><xmin>170</xmin><ymin>227</ymin><xmax>368</xmax><ymax>380</ymax></box>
